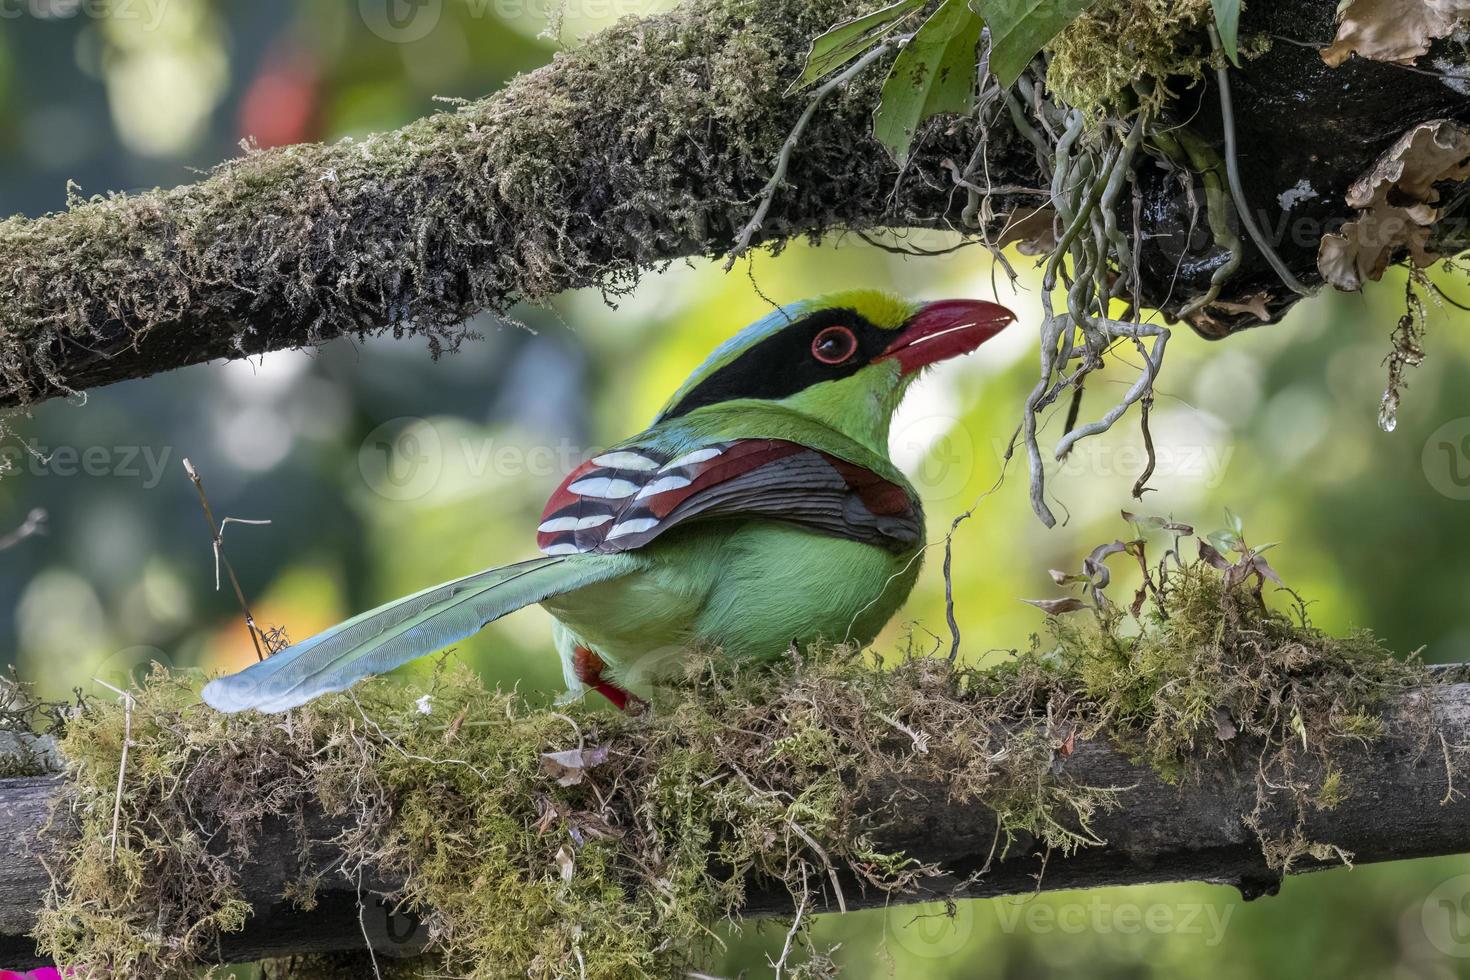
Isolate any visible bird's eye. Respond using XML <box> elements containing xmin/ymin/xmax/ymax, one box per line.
<box><xmin>811</xmin><ymin>326</ymin><xmax>858</xmax><ymax>365</ymax></box>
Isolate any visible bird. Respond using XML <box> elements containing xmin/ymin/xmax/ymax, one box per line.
<box><xmin>202</xmin><ymin>290</ymin><xmax>1016</xmax><ymax>714</ymax></box>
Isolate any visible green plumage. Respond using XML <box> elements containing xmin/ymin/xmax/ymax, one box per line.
<box><xmin>203</xmin><ymin>290</ymin><xmax>1013</xmax><ymax>713</ymax></box>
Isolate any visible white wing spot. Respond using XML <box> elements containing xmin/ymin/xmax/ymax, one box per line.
<box><xmin>606</xmin><ymin>517</ymin><xmax>660</xmax><ymax>539</ymax></box>
<box><xmin>568</xmin><ymin>477</ymin><xmax>641</xmax><ymax>499</ymax></box>
<box><xmin>661</xmin><ymin>447</ymin><xmax>723</xmax><ymax>471</ymax></box>
<box><xmin>635</xmin><ymin>475</ymin><xmax>692</xmax><ymax>499</ymax></box>
<box><xmin>591</xmin><ymin>451</ymin><xmax>660</xmax><ymax>471</ymax></box>
<box><xmin>540</xmin><ymin>542</ymin><xmax>586</xmax><ymax>555</ymax></box>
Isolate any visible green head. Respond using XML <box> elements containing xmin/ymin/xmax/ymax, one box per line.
<box><xmin>657</xmin><ymin>290</ymin><xmax>1016</xmax><ymax>454</ymax></box>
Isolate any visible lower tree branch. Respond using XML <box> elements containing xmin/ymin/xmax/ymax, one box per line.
<box><xmin>1</xmin><ymin>677</ymin><xmax>1466</xmax><ymax>970</ymax></box>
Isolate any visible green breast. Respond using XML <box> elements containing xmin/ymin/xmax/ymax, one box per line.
<box><xmin>542</xmin><ymin>521</ymin><xmax>922</xmax><ymax>671</ymax></box>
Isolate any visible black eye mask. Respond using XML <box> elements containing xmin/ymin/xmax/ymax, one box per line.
<box><xmin>660</xmin><ymin>308</ymin><xmax>892</xmax><ymax>420</ymax></box>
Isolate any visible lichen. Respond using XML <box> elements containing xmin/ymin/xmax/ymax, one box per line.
<box><xmin>28</xmin><ymin>526</ymin><xmax>1437</xmax><ymax>978</ymax></box>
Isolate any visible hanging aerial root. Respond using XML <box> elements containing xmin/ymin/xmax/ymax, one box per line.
<box><xmin>1006</xmin><ymin>88</ymin><xmax>1168</xmax><ymax>527</ymax></box>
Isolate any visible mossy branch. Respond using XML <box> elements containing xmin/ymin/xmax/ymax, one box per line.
<box><xmin>0</xmin><ymin>0</ymin><xmax>1005</xmax><ymax>408</ymax></box>
<box><xmin>4</xmin><ymin>0</ymin><xmax>1470</xmax><ymax>408</ymax></box>
<box><xmin>0</xmin><ymin>675</ymin><xmax>1467</xmax><ymax>971</ymax></box>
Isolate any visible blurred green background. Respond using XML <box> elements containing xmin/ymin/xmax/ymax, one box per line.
<box><xmin>3</xmin><ymin>1</ymin><xmax>1470</xmax><ymax>977</ymax></box>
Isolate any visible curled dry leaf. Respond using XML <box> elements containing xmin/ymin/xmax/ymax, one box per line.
<box><xmin>1022</xmin><ymin>597</ymin><xmax>1090</xmax><ymax>615</ymax></box>
<box><xmin>1083</xmin><ymin>540</ymin><xmax>1128</xmax><ymax>590</ymax></box>
<box><xmin>1198</xmin><ymin>541</ymin><xmax>1233</xmax><ymax>571</ymax></box>
<box><xmin>996</xmin><ymin>206</ymin><xmax>1058</xmax><ymax>256</ymax></box>
<box><xmin>1048</xmin><ymin>568</ymin><xmax>1089</xmax><ymax>586</ymax></box>
<box><xmin>1321</xmin><ymin>0</ymin><xmax>1470</xmax><ymax>68</ymax></box>
<box><xmin>540</xmin><ymin>744</ymin><xmax>611</xmax><ymax>787</ymax></box>
<box><xmin>1121</xmin><ymin>511</ymin><xmax>1193</xmax><ymax>535</ymax></box>
<box><xmin>1318</xmin><ymin>119</ymin><xmax>1470</xmax><ymax>290</ymax></box>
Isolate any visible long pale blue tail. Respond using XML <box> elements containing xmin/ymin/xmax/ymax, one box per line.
<box><xmin>201</xmin><ymin>555</ymin><xmax>626</xmax><ymax>713</ymax></box>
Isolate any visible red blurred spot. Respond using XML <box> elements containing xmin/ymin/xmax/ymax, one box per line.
<box><xmin>239</xmin><ymin>47</ymin><xmax>319</xmax><ymax>149</ymax></box>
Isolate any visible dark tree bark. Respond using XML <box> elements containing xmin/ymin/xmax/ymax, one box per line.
<box><xmin>2</xmin><ymin>0</ymin><xmax>1468</xmax><ymax>407</ymax></box>
<box><xmin>1</xmin><ymin>679</ymin><xmax>1467</xmax><ymax>970</ymax></box>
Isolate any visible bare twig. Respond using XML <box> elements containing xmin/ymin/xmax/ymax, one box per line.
<box><xmin>1131</xmin><ymin>394</ymin><xmax>1157</xmax><ymax>500</ymax></box>
<box><xmin>93</xmin><ymin>679</ymin><xmax>134</xmax><ymax>864</ymax></box>
<box><xmin>725</xmin><ymin>41</ymin><xmax>895</xmax><ymax>270</ymax></box>
<box><xmin>0</xmin><ymin>508</ymin><xmax>46</xmax><ymax>551</ymax></box>
<box><xmin>182</xmin><ymin>458</ymin><xmax>273</xmax><ymax>662</ymax></box>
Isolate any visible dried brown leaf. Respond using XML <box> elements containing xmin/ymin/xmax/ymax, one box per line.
<box><xmin>1318</xmin><ymin>120</ymin><xmax>1470</xmax><ymax>290</ymax></box>
<box><xmin>1321</xmin><ymin>0</ymin><xmax>1470</xmax><ymax>68</ymax></box>
<box><xmin>540</xmin><ymin>745</ymin><xmax>611</xmax><ymax>787</ymax></box>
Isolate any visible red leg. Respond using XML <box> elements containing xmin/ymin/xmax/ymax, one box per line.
<box><xmin>572</xmin><ymin>646</ymin><xmax>646</xmax><ymax>714</ymax></box>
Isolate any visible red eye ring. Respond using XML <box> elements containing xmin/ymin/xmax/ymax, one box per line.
<box><xmin>811</xmin><ymin>325</ymin><xmax>858</xmax><ymax>365</ymax></box>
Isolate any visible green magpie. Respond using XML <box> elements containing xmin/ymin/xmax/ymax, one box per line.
<box><xmin>202</xmin><ymin>291</ymin><xmax>1015</xmax><ymax>714</ymax></box>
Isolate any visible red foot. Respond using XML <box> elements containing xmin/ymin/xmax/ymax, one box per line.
<box><xmin>572</xmin><ymin>646</ymin><xmax>647</xmax><ymax>714</ymax></box>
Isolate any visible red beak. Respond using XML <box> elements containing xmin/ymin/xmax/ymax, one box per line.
<box><xmin>879</xmin><ymin>299</ymin><xmax>1016</xmax><ymax>375</ymax></box>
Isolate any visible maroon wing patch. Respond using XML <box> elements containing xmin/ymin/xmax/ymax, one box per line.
<box><xmin>536</xmin><ymin>440</ymin><xmax>922</xmax><ymax>556</ymax></box>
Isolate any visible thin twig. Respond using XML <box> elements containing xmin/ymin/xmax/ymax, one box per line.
<box><xmin>95</xmin><ymin>679</ymin><xmax>134</xmax><ymax>864</ymax></box>
<box><xmin>943</xmin><ymin>512</ymin><xmax>965</xmax><ymax>663</ymax></box>
<box><xmin>0</xmin><ymin>508</ymin><xmax>46</xmax><ymax>551</ymax></box>
<box><xmin>725</xmin><ymin>42</ymin><xmax>894</xmax><ymax>270</ymax></box>
<box><xmin>356</xmin><ymin>866</ymin><xmax>385</xmax><ymax>980</ymax></box>
<box><xmin>182</xmin><ymin>458</ymin><xmax>272</xmax><ymax>662</ymax></box>
<box><xmin>789</xmin><ymin>821</ymin><xmax>848</xmax><ymax>914</ymax></box>
<box><xmin>1131</xmin><ymin>394</ymin><xmax>1157</xmax><ymax>500</ymax></box>
<box><xmin>768</xmin><ymin>890</ymin><xmax>807</xmax><ymax>979</ymax></box>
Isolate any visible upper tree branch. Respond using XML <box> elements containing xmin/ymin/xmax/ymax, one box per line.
<box><xmin>2</xmin><ymin>0</ymin><xmax>1467</xmax><ymax>407</ymax></box>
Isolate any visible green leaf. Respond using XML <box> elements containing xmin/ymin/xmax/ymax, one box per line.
<box><xmin>795</xmin><ymin>0</ymin><xmax>927</xmax><ymax>91</ymax></box>
<box><xmin>973</xmin><ymin>0</ymin><xmax>1097</xmax><ymax>88</ymax></box>
<box><xmin>873</xmin><ymin>0</ymin><xmax>985</xmax><ymax>164</ymax></box>
<box><xmin>1211</xmin><ymin>0</ymin><xmax>1241</xmax><ymax>67</ymax></box>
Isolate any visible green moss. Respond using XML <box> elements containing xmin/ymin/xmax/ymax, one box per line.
<box><xmin>1046</xmin><ymin>0</ymin><xmax>1218</xmax><ymax>112</ymax></box>
<box><xmin>29</xmin><ymin>548</ymin><xmax>1436</xmax><ymax>978</ymax></box>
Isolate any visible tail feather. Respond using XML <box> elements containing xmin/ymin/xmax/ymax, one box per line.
<box><xmin>201</xmin><ymin>555</ymin><xmax>626</xmax><ymax>713</ymax></box>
